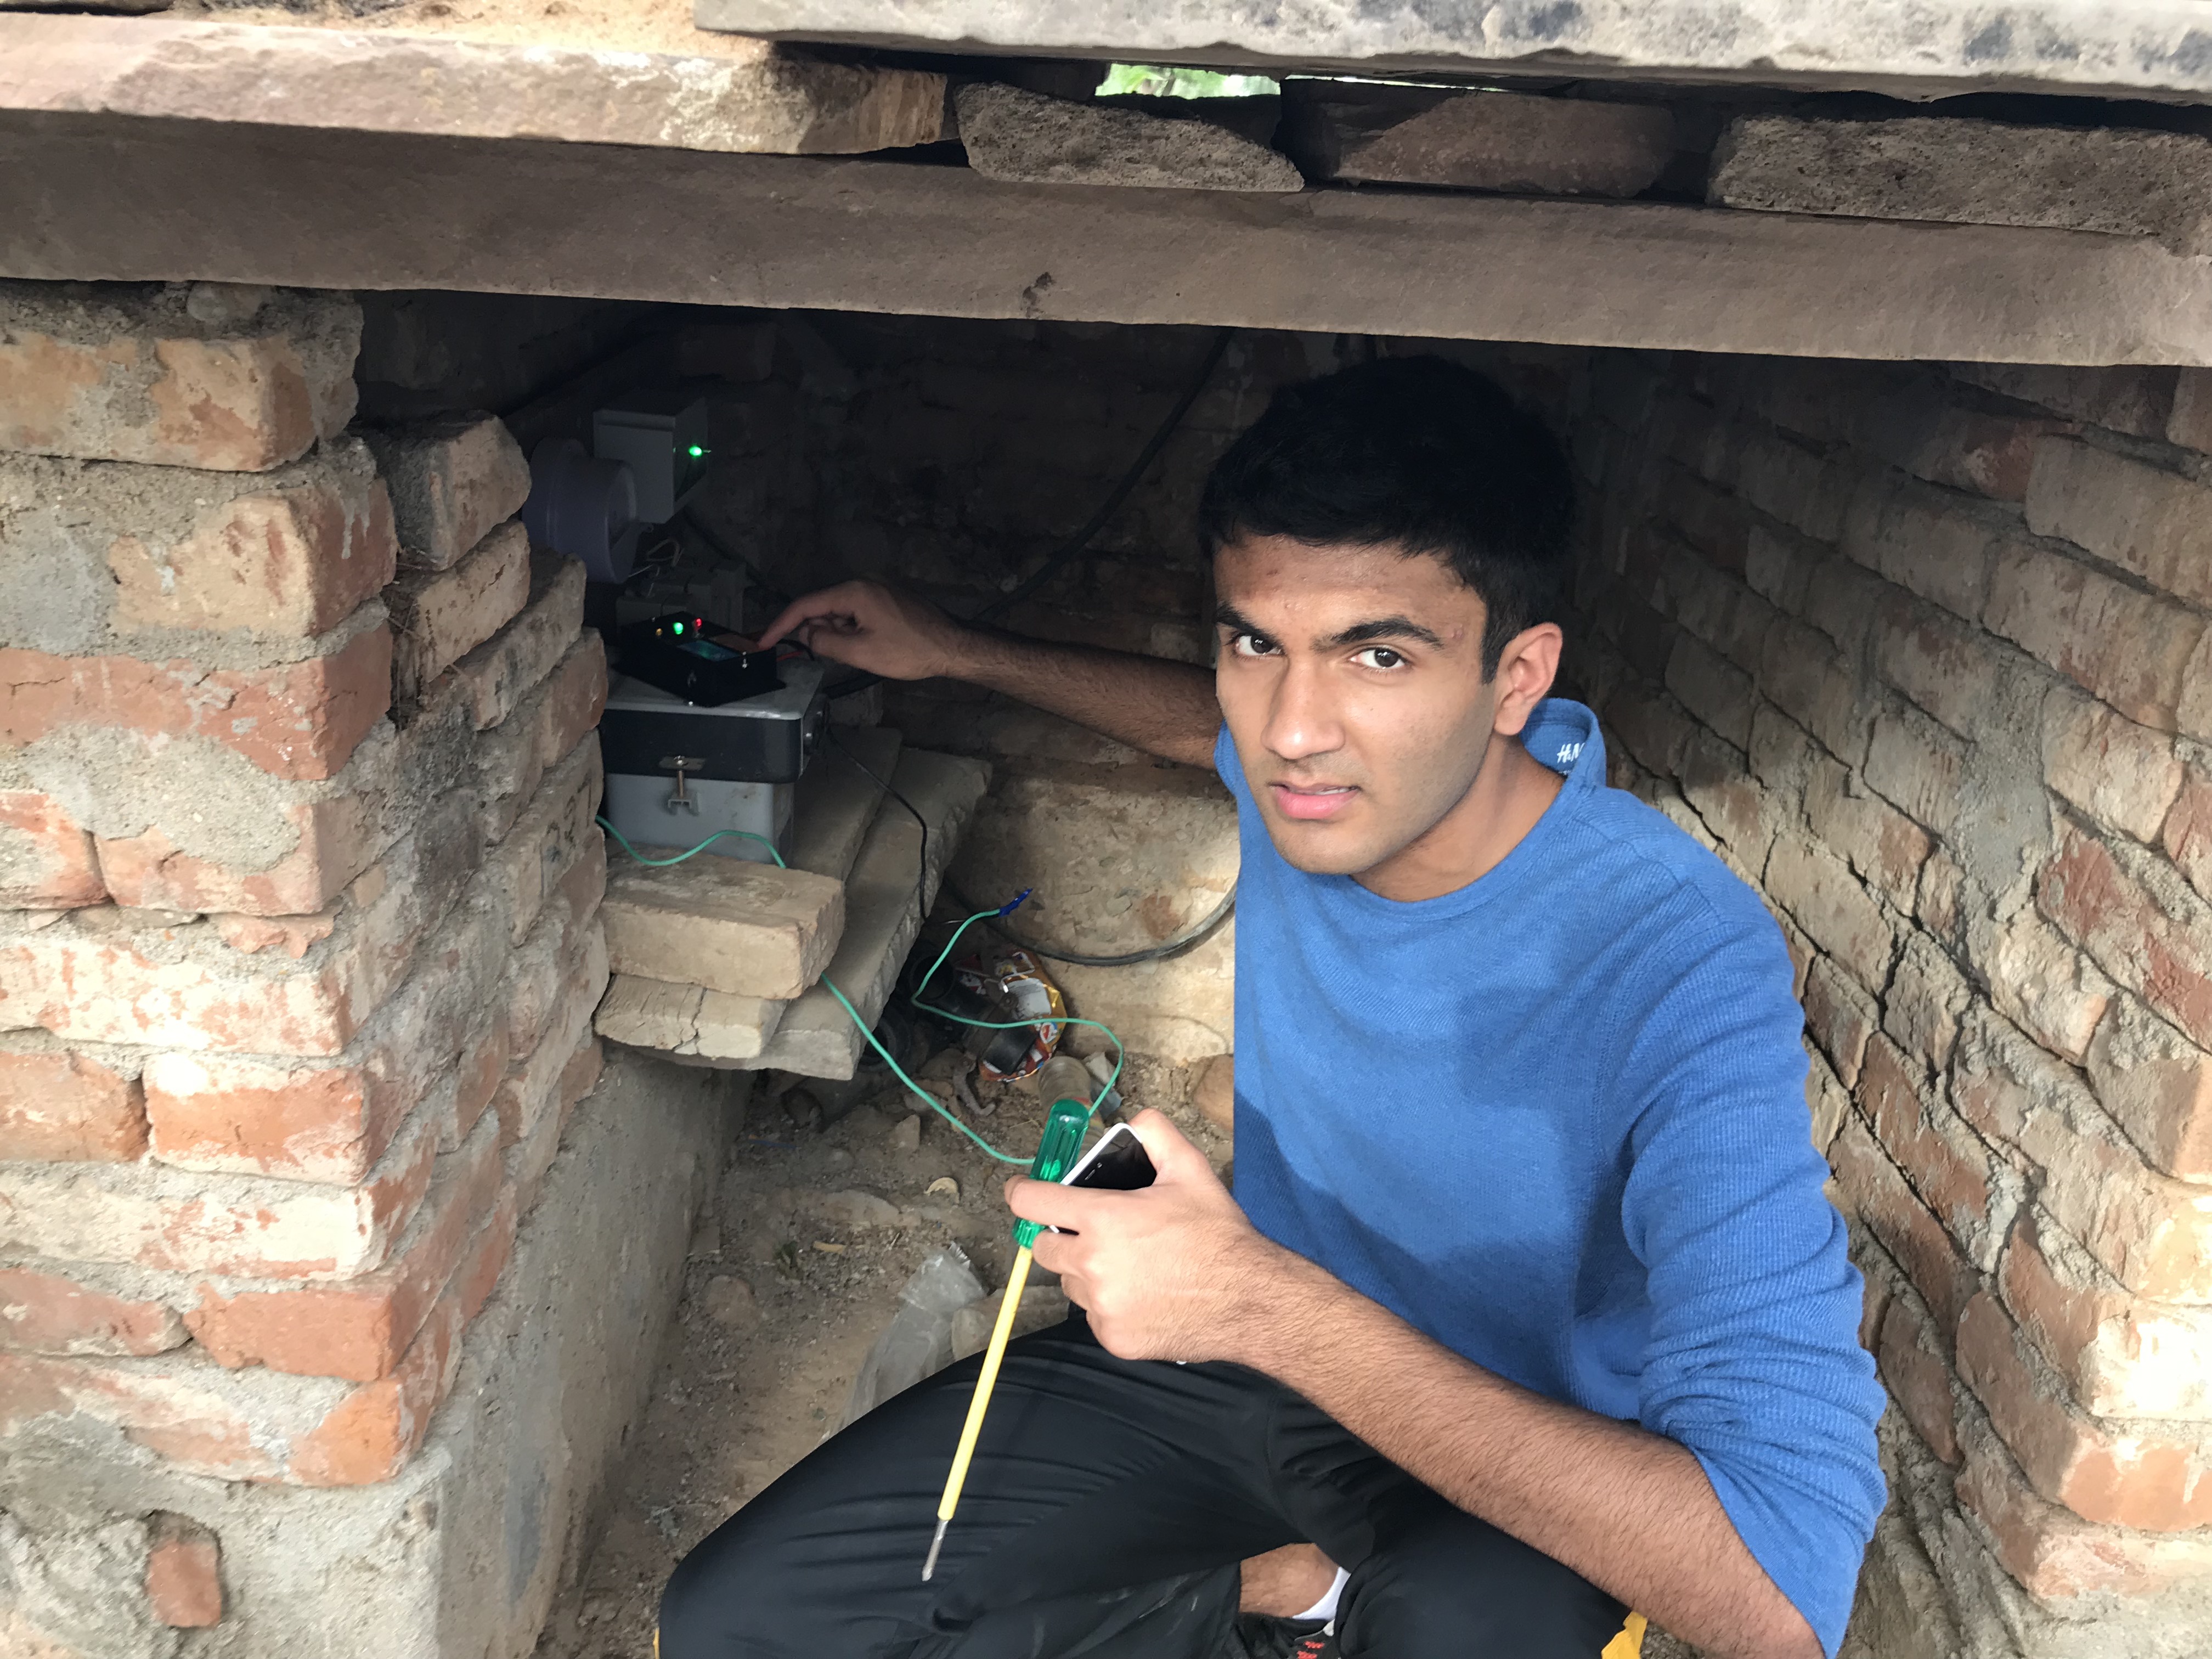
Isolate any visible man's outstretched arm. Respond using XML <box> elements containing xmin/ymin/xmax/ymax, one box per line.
<box><xmin>1010</xmin><ymin>1115</ymin><xmax>1827</xmax><ymax>1659</ymax></box>
<box><xmin>754</xmin><ymin>580</ymin><xmax>1220</xmax><ymax>769</ymax></box>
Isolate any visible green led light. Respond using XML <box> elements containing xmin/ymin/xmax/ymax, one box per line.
<box><xmin>687</xmin><ymin>445</ymin><xmax>706</xmax><ymax>458</ymax></box>
<box><xmin>672</xmin><ymin>621</ymin><xmax>685</xmax><ymax>634</ymax></box>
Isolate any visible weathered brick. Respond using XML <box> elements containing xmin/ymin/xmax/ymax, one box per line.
<box><xmin>1804</xmin><ymin>754</ymin><xmax>1929</xmax><ymax>912</ymax></box>
<box><xmin>1859</xmin><ymin>1034</ymin><xmax>2017</xmax><ymax>1271</ymax></box>
<box><xmin>1758</xmin><ymin>617</ymin><xmax>1867</xmax><ymax>765</ymax></box>
<box><xmin>94</xmin><ymin>791</ymin><xmax>376</xmax><ymax>919</ymax></box>
<box><xmin>0</xmin><ymin>789</ymin><xmax>104</xmax><ymax>907</ymax></box>
<box><xmin>1831</xmin><ymin>1116</ymin><xmax>1979</xmax><ymax>1335</ymax></box>
<box><xmin>2086</xmin><ymin>995</ymin><xmax>2212</xmax><ymax>1183</ymax></box>
<box><xmin>1957</xmin><ymin>1411</ymin><xmax>2212</xmax><ymax>1601</ymax></box>
<box><xmin>386</xmin><ymin>520</ymin><xmax>531</xmax><ymax>703</ymax></box>
<box><xmin>487</xmin><ymin>738</ymin><xmax>603</xmax><ymax>947</ymax></box>
<box><xmin>1957</xmin><ymin>1290</ymin><xmax>2212</xmax><ymax>1531</ymax></box>
<box><xmin>0</xmin><ymin>620</ymin><xmax>393</xmax><ymax>783</ymax></box>
<box><xmin>2040</xmin><ymin>821</ymin><xmax>2212</xmax><ymax>1052</ymax></box>
<box><xmin>495</xmin><ymin>944</ymin><xmax>612</xmax><ymax>1161</ymax></box>
<box><xmin>143</xmin><ymin>877</ymin><xmax>510</xmax><ymax>1181</ymax></box>
<box><xmin>1806</xmin><ymin>1048</ymin><xmax>1850</xmax><ymax>1151</ymax></box>
<box><xmin>475</xmin><ymin>632</ymin><xmax>609</xmax><ymax>843</ymax></box>
<box><xmin>1743</xmin><ymin>522</ymin><xmax>1818</xmax><ymax>614</ymax></box>
<box><xmin>1950</xmin><ymin>363</ymin><xmax>2177</xmax><ymax>441</ymax></box>
<box><xmin>0</xmin><ymin>1032</ymin><xmax>146</xmax><ymax>1161</ymax></box>
<box><xmin>0</xmin><ymin>281</ymin><xmax>359</xmax><ymax>471</ymax></box>
<box><xmin>184</xmin><ymin>1113</ymin><xmax>503</xmax><ymax>1381</ymax></box>
<box><xmin>2162</xmin><ymin>758</ymin><xmax>2212</xmax><ymax>905</ymax></box>
<box><xmin>1767</xmin><ymin>834</ymin><xmax>1897</xmax><ymax>990</ymax></box>
<box><xmin>602</xmin><ymin>854</ymin><xmax>843</xmax><ymax>1001</ymax></box>
<box><xmin>1872</xmin><ymin>588</ymin><xmax>2003</xmax><ymax>738</ymax></box>
<box><xmin>1918</xmin><ymin>848</ymin><xmax>1965</xmax><ymax>951</ymax></box>
<box><xmin>0</xmin><ymin>1350</ymin><xmax>291</xmax><ymax>1480</ymax></box>
<box><xmin>1838</xmin><ymin>471</ymin><xmax>2000</xmax><ymax>624</ymax></box>
<box><xmin>0</xmin><ymin>1104</ymin><xmax>438</xmax><ymax>1279</ymax></box>
<box><xmin>0</xmin><ymin>1265</ymin><xmax>185</xmax><ymax>1357</ymax></box>
<box><xmin>1974</xmin><ymin>904</ymin><xmax>2112</xmax><ymax>1065</ymax></box>
<box><xmin>2182</xmin><ymin>627</ymin><xmax>2212</xmax><ymax>746</ymax></box>
<box><xmin>1956</xmin><ymin>1010</ymin><xmax>2212</xmax><ymax>1301</ymax></box>
<box><xmin>2040</xmin><ymin>684</ymin><xmax>2185</xmax><ymax>845</ymax></box>
<box><xmin>1803</xmin><ymin>954</ymin><xmax>1878</xmax><ymax>1087</ymax></box>
<box><xmin>357</xmin><ymin>413</ymin><xmax>530</xmax><ymax>572</ymax></box>
<box><xmin>1733</xmin><ymin>428</ymin><xmax>1854</xmax><ymax>541</ymax></box>
<box><xmin>2025</xmin><ymin>436</ymin><xmax>2212</xmax><ymax>609</ymax></box>
<box><xmin>2003</xmin><ymin>1206</ymin><xmax>2212</xmax><ymax>1420</ymax></box>
<box><xmin>1864</xmin><ymin>391</ymin><xmax>2072</xmax><ymax>503</ymax></box>
<box><xmin>4</xmin><ymin>791</ymin><xmax>479</xmax><ymax>1057</ymax></box>
<box><xmin>1884</xmin><ymin>933</ymin><xmax>1970</xmax><ymax>1076</ymax></box>
<box><xmin>1801</xmin><ymin>556</ymin><xmax>1886</xmax><ymax>659</ymax></box>
<box><xmin>1677</xmin><ymin>726</ymin><xmax>1774</xmax><ymax>865</ymax></box>
<box><xmin>1602</xmin><ymin>686</ymin><xmax>1696</xmax><ymax>781</ymax></box>
<box><xmin>144</xmin><ymin>1514</ymin><xmax>221</xmax><ymax>1628</ymax></box>
<box><xmin>1863</xmin><ymin>699</ymin><xmax>1966</xmax><ymax>836</ymax></box>
<box><xmin>448</xmin><ymin>551</ymin><xmax>586</xmax><ymax>730</ymax></box>
<box><xmin>1985</xmin><ymin>537</ymin><xmax>2204</xmax><ymax>731</ymax></box>
<box><xmin>504</xmin><ymin>888</ymin><xmax>607</xmax><ymax>1063</ymax></box>
<box><xmin>1878</xmin><ymin>1292</ymin><xmax>1960</xmax><ymax>1464</ymax></box>
<box><xmin>1651</xmin><ymin>464</ymin><xmax>1751</xmax><ymax>574</ymax></box>
<box><xmin>515</xmin><ymin>1033</ymin><xmax>605</xmax><ymax>1215</ymax></box>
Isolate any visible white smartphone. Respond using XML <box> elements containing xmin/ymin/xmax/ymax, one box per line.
<box><xmin>1061</xmin><ymin>1122</ymin><xmax>1156</xmax><ymax>1192</ymax></box>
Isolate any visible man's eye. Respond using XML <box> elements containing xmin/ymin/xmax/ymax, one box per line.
<box><xmin>1230</xmin><ymin>633</ymin><xmax>1279</xmax><ymax>658</ymax></box>
<box><xmin>1353</xmin><ymin>647</ymin><xmax>1406</xmax><ymax>670</ymax></box>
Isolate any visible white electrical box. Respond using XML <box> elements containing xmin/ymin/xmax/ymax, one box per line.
<box><xmin>592</xmin><ymin>392</ymin><xmax>711</xmax><ymax>524</ymax></box>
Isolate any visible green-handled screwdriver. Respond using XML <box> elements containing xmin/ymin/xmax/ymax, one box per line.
<box><xmin>922</xmin><ymin>1088</ymin><xmax>1094</xmax><ymax>1582</ymax></box>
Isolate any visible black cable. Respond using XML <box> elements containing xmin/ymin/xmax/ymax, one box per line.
<box><xmin>945</xmin><ymin>877</ymin><xmax>1236</xmax><ymax>969</ymax></box>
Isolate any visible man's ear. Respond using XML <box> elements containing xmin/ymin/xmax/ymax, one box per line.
<box><xmin>1489</xmin><ymin>623</ymin><xmax>1564</xmax><ymax>736</ymax></box>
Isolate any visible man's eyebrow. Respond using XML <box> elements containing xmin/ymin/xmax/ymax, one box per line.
<box><xmin>1212</xmin><ymin>602</ymin><xmax>1263</xmax><ymax>634</ymax></box>
<box><xmin>1321</xmin><ymin>616</ymin><xmax>1447</xmax><ymax>650</ymax></box>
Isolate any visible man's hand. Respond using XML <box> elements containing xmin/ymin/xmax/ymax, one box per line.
<box><xmin>753</xmin><ymin>579</ymin><xmax>974</xmax><ymax>681</ymax></box>
<box><xmin>1005</xmin><ymin>1110</ymin><xmax>1305</xmax><ymax>1363</ymax></box>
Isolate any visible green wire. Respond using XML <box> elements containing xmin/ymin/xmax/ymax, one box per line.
<box><xmin>595</xmin><ymin>817</ymin><xmax>1124</xmax><ymax>1165</ymax></box>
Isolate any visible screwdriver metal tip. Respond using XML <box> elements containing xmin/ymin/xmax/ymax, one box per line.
<box><xmin>922</xmin><ymin>1518</ymin><xmax>948</xmax><ymax>1583</ymax></box>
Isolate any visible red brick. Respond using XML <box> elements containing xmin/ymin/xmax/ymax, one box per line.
<box><xmin>1651</xmin><ymin>465</ymin><xmax>1751</xmax><ymax>574</ymax></box>
<box><xmin>0</xmin><ymin>1105</ymin><xmax>438</xmax><ymax>1280</ymax></box>
<box><xmin>1838</xmin><ymin>471</ymin><xmax>2000</xmax><ymax>624</ymax></box>
<box><xmin>359</xmin><ymin>413</ymin><xmax>531</xmax><ymax>572</ymax></box>
<box><xmin>95</xmin><ymin>791</ymin><xmax>379</xmax><ymax>917</ymax></box>
<box><xmin>1957</xmin><ymin>1013</ymin><xmax>2212</xmax><ymax>1301</ymax></box>
<box><xmin>0</xmin><ymin>1037</ymin><xmax>146</xmax><ymax>1161</ymax></box>
<box><xmin>1758</xmin><ymin>618</ymin><xmax>1867</xmax><ymax>765</ymax></box>
<box><xmin>1803</xmin><ymin>955</ymin><xmax>1878</xmax><ymax>1088</ymax></box>
<box><xmin>0</xmin><ymin>1266</ymin><xmax>184</xmax><ymax>1357</ymax></box>
<box><xmin>450</xmin><ymin>1009</ymin><xmax>511</xmax><ymax>1149</ymax></box>
<box><xmin>1976</xmin><ymin>905</ymin><xmax>2110</xmax><ymax>1064</ymax></box>
<box><xmin>0</xmin><ymin>286</ymin><xmax>359</xmax><ymax>471</ymax></box>
<box><xmin>0</xmin><ymin>1351</ymin><xmax>281</xmax><ymax>1480</ymax></box>
<box><xmin>2163</xmin><ymin>760</ymin><xmax>2212</xmax><ymax>906</ymax></box>
<box><xmin>2002</xmin><ymin>1206</ymin><xmax>2212</xmax><ymax>1420</ymax></box>
<box><xmin>2026</xmin><ymin>436</ymin><xmax>2212</xmax><ymax>610</ymax></box>
<box><xmin>1950</xmin><ymin>363</ymin><xmax>2176</xmax><ymax>441</ymax></box>
<box><xmin>0</xmin><ymin>625</ymin><xmax>392</xmax><ymax>783</ymax></box>
<box><xmin>1865</xmin><ymin>394</ymin><xmax>2071</xmax><ymax>503</ymax></box>
<box><xmin>0</xmin><ymin>791</ymin><xmax>104</xmax><ymax>908</ymax></box>
<box><xmin>2086</xmin><ymin>995</ymin><xmax>2212</xmax><ymax>1183</ymax></box>
<box><xmin>1985</xmin><ymin>537</ymin><xmax>2204</xmax><ymax>731</ymax></box>
<box><xmin>1766</xmin><ymin>835</ymin><xmax>1897</xmax><ymax>991</ymax></box>
<box><xmin>1859</xmin><ymin>1034</ymin><xmax>2013</xmax><ymax>1269</ymax></box>
<box><xmin>208</xmin><ymin>906</ymin><xmax>339</xmax><ymax>960</ymax></box>
<box><xmin>1957</xmin><ymin>1290</ymin><xmax>2212</xmax><ymax>1531</ymax></box>
<box><xmin>1803</xmin><ymin>754</ymin><xmax>1929</xmax><ymax>912</ymax></box>
<box><xmin>145</xmin><ymin>1515</ymin><xmax>221</xmax><ymax>1628</ymax></box>
<box><xmin>2039</xmin><ymin>687</ymin><xmax>2185</xmax><ymax>847</ymax></box>
<box><xmin>448</xmin><ymin>551</ymin><xmax>585</xmax><ymax>730</ymax></box>
<box><xmin>476</xmin><ymin>631</ymin><xmax>610</xmax><ymax>842</ymax></box>
<box><xmin>185</xmin><ymin>1115</ymin><xmax>503</xmax><ymax>1381</ymax></box>
<box><xmin>1878</xmin><ymin>1294</ymin><xmax>1960</xmax><ymax>1464</ymax></box>
<box><xmin>106</xmin><ymin>449</ymin><xmax>397</xmax><ymax>637</ymax></box>
<box><xmin>1883</xmin><ymin>934</ymin><xmax>1968</xmax><ymax>1075</ymax></box>
<box><xmin>1863</xmin><ymin>701</ymin><xmax>1965</xmax><ymax>836</ymax></box>
<box><xmin>387</xmin><ymin>520</ymin><xmax>531</xmax><ymax>702</ymax></box>
<box><xmin>1872</xmin><ymin>589</ymin><xmax>2002</xmax><ymax>739</ymax></box>
<box><xmin>1831</xmin><ymin>1118</ymin><xmax>1979</xmax><ymax>1335</ymax></box>
<box><xmin>1956</xmin><ymin>1414</ymin><xmax>2212</xmax><ymax>1601</ymax></box>
<box><xmin>289</xmin><ymin>1197</ymin><xmax>511</xmax><ymax>1486</ymax></box>
<box><xmin>2040</xmin><ymin>822</ymin><xmax>2212</xmax><ymax>1052</ymax></box>
<box><xmin>1664</xmin><ymin>632</ymin><xmax>1754</xmax><ymax>749</ymax></box>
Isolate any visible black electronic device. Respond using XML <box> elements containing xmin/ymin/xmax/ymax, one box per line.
<box><xmin>617</xmin><ymin>613</ymin><xmax>780</xmax><ymax>707</ymax></box>
<box><xmin>1063</xmin><ymin>1124</ymin><xmax>1156</xmax><ymax>1193</ymax></box>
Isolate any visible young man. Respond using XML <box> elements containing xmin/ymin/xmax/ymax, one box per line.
<box><xmin>659</xmin><ymin>358</ymin><xmax>1886</xmax><ymax>1659</ymax></box>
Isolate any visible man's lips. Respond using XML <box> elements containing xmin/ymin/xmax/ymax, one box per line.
<box><xmin>1268</xmin><ymin>781</ymin><xmax>1359</xmax><ymax>822</ymax></box>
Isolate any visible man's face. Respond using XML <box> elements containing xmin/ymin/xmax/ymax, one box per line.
<box><xmin>1212</xmin><ymin>534</ymin><xmax>1525</xmax><ymax>879</ymax></box>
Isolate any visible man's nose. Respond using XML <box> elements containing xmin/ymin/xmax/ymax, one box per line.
<box><xmin>1262</xmin><ymin>658</ymin><xmax>1342</xmax><ymax>762</ymax></box>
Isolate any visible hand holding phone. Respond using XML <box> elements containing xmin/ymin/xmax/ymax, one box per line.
<box><xmin>1062</xmin><ymin>1123</ymin><xmax>1157</xmax><ymax>1193</ymax></box>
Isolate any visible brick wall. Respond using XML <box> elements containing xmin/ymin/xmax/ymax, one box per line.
<box><xmin>1556</xmin><ymin>348</ymin><xmax>2212</xmax><ymax>1657</ymax></box>
<box><xmin>0</xmin><ymin>281</ymin><xmax>611</xmax><ymax>1638</ymax></box>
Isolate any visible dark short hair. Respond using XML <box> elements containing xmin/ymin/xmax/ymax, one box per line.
<box><xmin>1197</xmin><ymin>356</ymin><xmax>1575</xmax><ymax>676</ymax></box>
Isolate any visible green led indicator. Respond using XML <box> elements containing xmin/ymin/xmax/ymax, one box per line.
<box><xmin>672</xmin><ymin>621</ymin><xmax>684</xmax><ymax>634</ymax></box>
<box><xmin>687</xmin><ymin>445</ymin><xmax>705</xmax><ymax>458</ymax></box>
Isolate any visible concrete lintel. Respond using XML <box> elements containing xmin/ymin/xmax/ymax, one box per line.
<box><xmin>0</xmin><ymin>12</ymin><xmax>948</xmax><ymax>155</ymax></box>
<box><xmin>4</xmin><ymin>111</ymin><xmax>2210</xmax><ymax>366</ymax></box>
<box><xmin>692</xmin><ymin>0</ymin><xmax>2212</xmax><ymax>103</ymax></box>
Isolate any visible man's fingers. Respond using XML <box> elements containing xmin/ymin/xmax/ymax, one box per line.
<box><xmin>1126</xmin><ymin>1109</ymin><xmax>1218</xmax><ymax>1187</ymax></box>
<box><xmin>1004</xmin><ymin>1174</ymin><xmax>1122</xmax><ymax>1232</ymax></box>
<box><xmin>753</xmin><ymin>583</ymin><xmax>872</xmax><ymax>650</ymax></box>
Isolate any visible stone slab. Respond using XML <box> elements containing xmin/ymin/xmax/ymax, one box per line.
<box><xmin>786</xmin><ymin>725</ymin><xmax>900</xmax><ymax>882</ymax></box>
<box><xmin>693</xmin><ymin>0</ymin><xmax>2212</xmax><ymax>101</ymax></box>
<box><xmin>1711</xmin><ymin>115</ymin><xmax>2212</xmax><ymax>257</ymax></box>
<box><xmin>600</xmin><ymin>851</ymin><xmax>845</xmax><ymax>1000</ymax></box>
<box><xmin>0</xmin><ymin>14</ymin><xmax>949</xmax><ymax>155</ymax></box>
<box><xmin>8</xmin><ymin>112</ymin><xmax>2212</xmax><ymax>366</ymax></box>
<box><xmin>953</xmin><ymin>82</ymin><xmax>1301</xmax><ymax>193</ymax></box>
<box><xmin>593</xmin><ymin>975</ymin><xmax>786</xmax><ymax>1062</ymax></box>
<box><xmin>738</xmin><ymin>747</ymin><xmax>991</xmax><ymax>1079</ymax></box>
<box><xmin>1278</xmin><ymin>82</ymin><xmax>1673</xmax><ymax>195</ymax></box>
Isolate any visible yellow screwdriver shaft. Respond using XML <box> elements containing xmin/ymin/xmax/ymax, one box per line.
<box><xmin>922</xmin><ymin>1245</ymin><xmax>1035</xmax><ymax>1581</ymax></box>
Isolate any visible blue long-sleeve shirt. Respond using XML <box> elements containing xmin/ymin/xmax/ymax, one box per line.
<box><xmin>1218</xmin><ymin>699</ymin><xmax>1885</xmax><ymax>1655</ymax></box>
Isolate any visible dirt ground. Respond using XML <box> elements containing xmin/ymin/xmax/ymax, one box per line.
<box><xmin>533</xmin><ymin>1047</ymin><xmax>1226</xmax><ymax>1659</ymax></box>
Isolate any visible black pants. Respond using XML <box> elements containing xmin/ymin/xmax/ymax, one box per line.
<box><xmin>661</xmin><ymin>1314</ymin><xmax>1631</xmax><ymax>1658</ymax></box>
